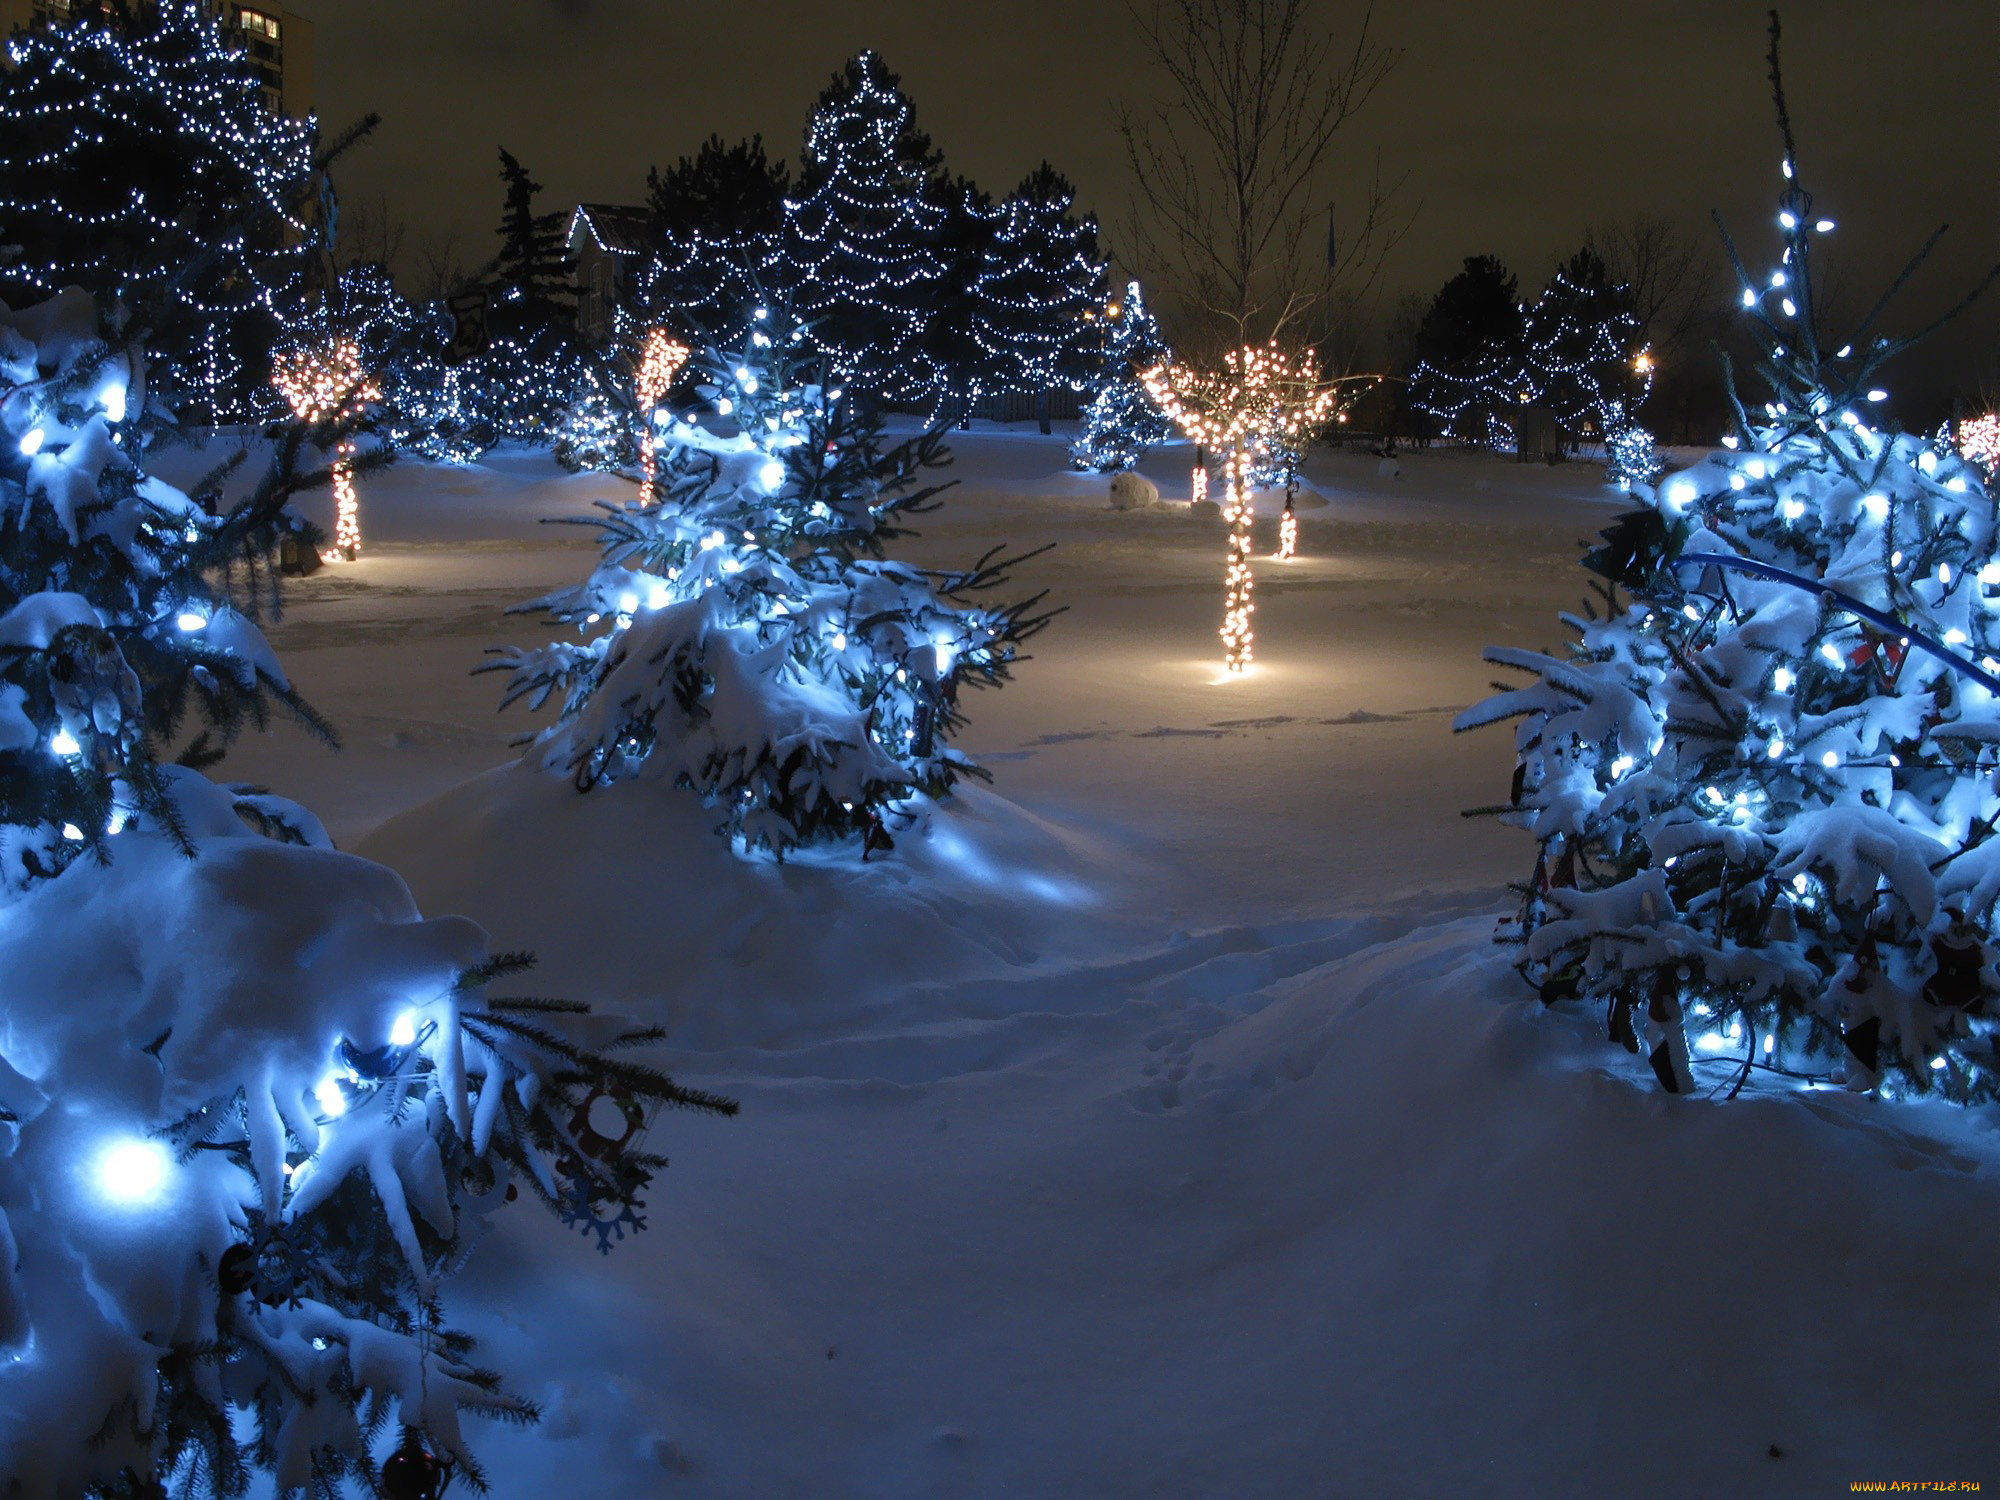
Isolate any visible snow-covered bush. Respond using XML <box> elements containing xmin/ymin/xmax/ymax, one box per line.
<box><xmin>0</xmin><ymin>290</ymin><xmax>734</xmax><ymax>1494</ymax></box>
<box><xmin>1458</xmin><ymin>46</ymin><xmax>2000</xmax><ymax>1102</ymax></box>
<box><xmin>1108</xmin><ymin>471</ymin><xmax>1159</xmax><ymax>511</ymax></box>
<box><xmin>0</xmin><ymin>769</ymin><xmax>732</xmax><ymax>1497</ymax></box>
<box><xmin>484</xmin><ymin>301</ymin><xmax>1056</xmax><ymax>856</ymax></box>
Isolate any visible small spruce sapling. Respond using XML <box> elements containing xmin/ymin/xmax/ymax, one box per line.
<box><xmin>484</xmin><ymin>300</ymin><xmax>1057</xmax><ymax>855</ymax></box>
<box><xmin>1456</xmin><ymin>14</ymin><xmax>2000</xmax><ymax>1102</ymax></box>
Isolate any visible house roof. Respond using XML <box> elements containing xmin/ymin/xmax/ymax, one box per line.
<box><xmin>568</xmin><ymin>204</ymin><xmax>654</xmax><ymax>257</ymax></box>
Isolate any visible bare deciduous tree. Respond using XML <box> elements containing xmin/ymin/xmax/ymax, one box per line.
<box><xmin>1119</xmin><ymin>0</ymin><xmax>1404</xmax><ymax>361</ymax></box>
<box><xmin>1581</xmin><ymin>215</ymin><xmax>1721</xmax><ymax>366</ymax></box>
<box><xmin>330</xmin><ymin>187</ymin><xmax>407</xmax><ymax>272</ymax></box>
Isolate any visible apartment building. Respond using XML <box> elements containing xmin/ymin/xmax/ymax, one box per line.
<box><xmin>0</xmin><ymin>0</ymin><xmax>314</xmax><ymax>117</ymax></box>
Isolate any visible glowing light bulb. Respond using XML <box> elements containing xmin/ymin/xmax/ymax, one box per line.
<box><xmin>1815</xmin><ymin>219</ymin><xmax>1835</xmax><ymax>232</ymax></box>
<box><xmin>1781</xmin><ymin>298</ymin><xmax>1797</xmax><ymax>318</ymax></box>
<box><xmin>1863</xmin><ymin>493</ymin><xmax>1888</xmax><ymax>520</ymax></box>
<box><xmin>92</xmin><ymin>1137</ymin><xmax>171</xmax><ymax>1208</ymax></box>
<box><xmin>1609</xmin><ymin>754</ymin><xmax>1635</xmax><ymax>778</ymax></box>
<box><xmin>50</xmin><ymin>728</ymin><xmax>78</xmax><ymax>756</ymax></box>
<box><xmin>60</xmin><ymin>823</ymin><xmax>83</xmax><ymax>842</ymax></box>
<box><xmin>18</xmin><ymin>427</ymin><xmax>44</xmax><ymax>456</ymax></box>
<box><xmin>389</xmin><ymin>1011</ymin><xmax>418</xmax><ymax>1048</ymax></box>
<box><xmin>1781</xmin><ymin>499</ymin><xmax>1804</xmax><ymax>520</ymax></box>
<box><xmin>1821</xmin><ymin>642</ymin><xmax>1844</xmax><ymax>665</ymax></box>
<box><xmin>1741</xmin><ymin>288</ymin><xmax>1757</xmax><ymax>308</ymax></box>
<box><xmin>1820</xmin><ymin>751</ymin><xmax>1839</xmax><ymax>769</ymax></box>
<box><xmin>99</xmin><ymin>383</ymin><xmax>125</xmax><ymax>423</ymax></box>
<box><xmin>831</xmin><ymin>632</ymin><xmax>847</xmax><ymax>652</ymax></box>
<box><xmin>1767</xmin><ymin>737</ymin><xmax>1784</xmax><ymax>759</ymax></box>
<box><xmin>1772</xmin><ymin>667</ymin><xmax>1793</xmax><ymax>692</ymax></box>
<box><xmin>933</xmin><ymin>633</ymin><xmax>956</xmax><ymax>674</ymax></box>
<box><xmin>176</xmin><ymin>610</ymin><xmax>206</xmax><ymax>632</ymax></box>
<box><xmin>715</xmin><ymin>397</ymin><xmax>733</xmax><ymax>416</ymax></box>
<box><xmin>1866</xmin><ymin>389</ymin><xmax>1887</xmax><ymax>403</ymax></box>
<box><xmin>1944</xmin><ymin>629</ymin><xmax>1968</xmax><ymax>646</ymax></box>
<box><xmin>1778</xmin><ymin>211</ymin><xmax>1797</xmax><ymax>229</ymax></box>
<box><xmin>760</xmin><ymin>460</ymin><xmax>784</xmax><ymax>490</ymax></box>
<box><xmin>1939</xmin><ymin>564</ymin><xmax>1953</xmax><ymax>585</ymax></box>
<box><xmin>1979</xmin><ymin>563</ymin><xmax>2000</xmax><ymax>586</ymax></box>
<box><xmin>314</xmin><ymin>1074</ymin><xmax>347</xmax><ymax>1118</ymax></box>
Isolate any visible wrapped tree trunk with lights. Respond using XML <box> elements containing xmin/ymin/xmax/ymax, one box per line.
<box><xmin>1456</xmin><ymin>15</ymin><xmax>2000</xmax><ymax>1102</ymax></box>
<box><xmin>483</xmin><ymin>299</ymin><xmax>1057</xmax><ymax>857</ymax></box>
<box><xmin>274</xmin><ymin>338</ymin><xmax>381</xmax><ymax>563</ymax></box>
<box><xmin>633</xmin><ymin>328</ymin><xmax>692</xmax><ymax>504</ymax></box>
<box><xmin>0</xmin><ymin>288</ymin><xmax>735</xmax><ymax>1495</ymax></box>
<box><xmin>1143</xmin><ymin>344</ymin><xmax>1337</xmax><ymax>672</ymax></box>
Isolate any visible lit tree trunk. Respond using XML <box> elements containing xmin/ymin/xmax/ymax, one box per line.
<box><xmin>634</xmin><ymin>330</ymin><xmax>691</xmax><ymax>507</ymax></box>
<box><xmin>275</xmin><ymin>340</ymin><xmax>379</xmax><ymax>564</ymax></box>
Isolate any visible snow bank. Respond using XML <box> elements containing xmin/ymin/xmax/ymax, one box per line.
<box><xmin>358</xmin><ymin>764</ymin><xmax>1117</xmax><ymax>1051</ymax></box>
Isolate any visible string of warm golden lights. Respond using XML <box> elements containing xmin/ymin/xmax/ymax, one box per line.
<box><xmin>1277</xmin><ymin>502</ymin><xmax>1298</xmax><ymax>560</ymax></box>
<box><xmin>274</xmin><ymin>340</ymin><xmax>379</xmax><ymax>563</ymax></box>
<box><xmin>1141</xmin><ymin>345</ymin><xmax>1338</xmax><ymax>672</ymax></box>
<box><xmin>1960</xmin><ymin>412</ymin><xmax>2000</xmax><ymax>476</ymax></box>
<box><xmin>634</xmin><ymin>328</ymin><xmax>690</xmax><ymax>505</ymax></box>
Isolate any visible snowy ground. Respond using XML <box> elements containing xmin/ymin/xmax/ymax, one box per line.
<box><xmin>202</xmin><ymin>429</ymin><xmax>1999</xmax><ymax>1496</ymax></box>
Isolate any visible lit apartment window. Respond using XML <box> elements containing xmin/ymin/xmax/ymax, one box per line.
<box><xmin>239</xmin><ymin>8</ymin><xmax>280</xmax><ymax>42</ymax></box>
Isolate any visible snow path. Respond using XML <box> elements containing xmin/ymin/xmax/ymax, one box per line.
<box><xmin>196</xmin><ymin>430</ymin><xmax>2000</xmax><ymax>1496</ymax></box>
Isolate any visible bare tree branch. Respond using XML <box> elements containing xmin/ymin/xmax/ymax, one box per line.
<box><xmin>1119</xmin><ymin>0</ymin><xmax>1404</xmax><ymax>359</ymax></box>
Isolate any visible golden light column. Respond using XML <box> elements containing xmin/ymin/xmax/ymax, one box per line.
<box><xmin>274</xmin><ymin>340</ymin><xmax>379</xmax><ymax>563</ymax></box>
<box><xmin>1959</xmin><ymin>412</ymin><xmax>2000</xmax><ymax>475</ymax></box>
<box><xmin>1142</xmin><ymin>344</ymin><xmax>1338</xmax><ymax>672</ymax></box>
<box><xmin>634</xmin><ymin>329</ymin><xmax>691</xmax><ymax>506</ymax></box>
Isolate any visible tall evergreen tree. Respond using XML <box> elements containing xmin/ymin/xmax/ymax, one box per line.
<box><xmin>0</xmin><ymin>1</ymin><xmax>332</xmax><ymax>417</ymax></box>
<box><xmin>1409</xmin><ymin>254</ymin><xmax>1526</xmax><ymax>448</ymax></box>
<box><xmin>467</xmin><ymin>149</ymin><xmax>586</xmax><ymax>447</ymax></box>
<box><xmin>647</xmin><ymin>133</ymin><xmax>791</xmax><ymax>244</ymax></box>
<box><xmin>966</xmin><ymin>163</ymin><xmax>1105</xmax><ymax>421</ymax></box>
<box><xmin>782</xmin><ymin>51</ymin><xmax>953</xmax><ymax>407</ymax></box>
<box><xmin>489</xmin><ymin>146</ymin><xmax>577</xmax><ymax>334</ymax></box>
<box><xmin>1519</xmin><ymin>248</ymin><xmax>1648</xmax><ymax>437</ymax></box>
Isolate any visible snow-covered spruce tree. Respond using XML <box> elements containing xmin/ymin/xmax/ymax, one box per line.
<box><xmin>1457</xmin><ymin>20</ymin><xmax>2000</xmax><ymax>1102</ymax></box>
<box><xmin>0</xmin><ymin>286</ymin><xmax>338</xmax><ymax>883</ymax></box>
<box><xmin>0</xmin><ymin>290</ymin><xmax>735</xmax><ymax>1495</ymax></box>
<box><xmin>0</xmin><ymin>2</ymin><xmax>345</xmax><ymax>419</ymax></box>
<box><xmin>966</xmin><ymin>164</ymin><xmax>1104</xmax><ymax>420</ymax></box>
<box><xmin>782</xmin><ymin>51</ymin><xmax>953</xmax><ymax>408</ymax></box>
<box><xmin>483</xmin><ymin>302</ymin><xmax>1056</xmax><ymax>856</ymax></box>
<box><xmin>1070</xmin><ymin>280</ymin><xmax>1173</xmax><ymax>473</ymax></box>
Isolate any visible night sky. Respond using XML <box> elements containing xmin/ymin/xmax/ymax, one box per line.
<box><xmin>298</xmin><ymin>0</ymin><xmax>1997</xmax><ymax>407</ymax></box>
